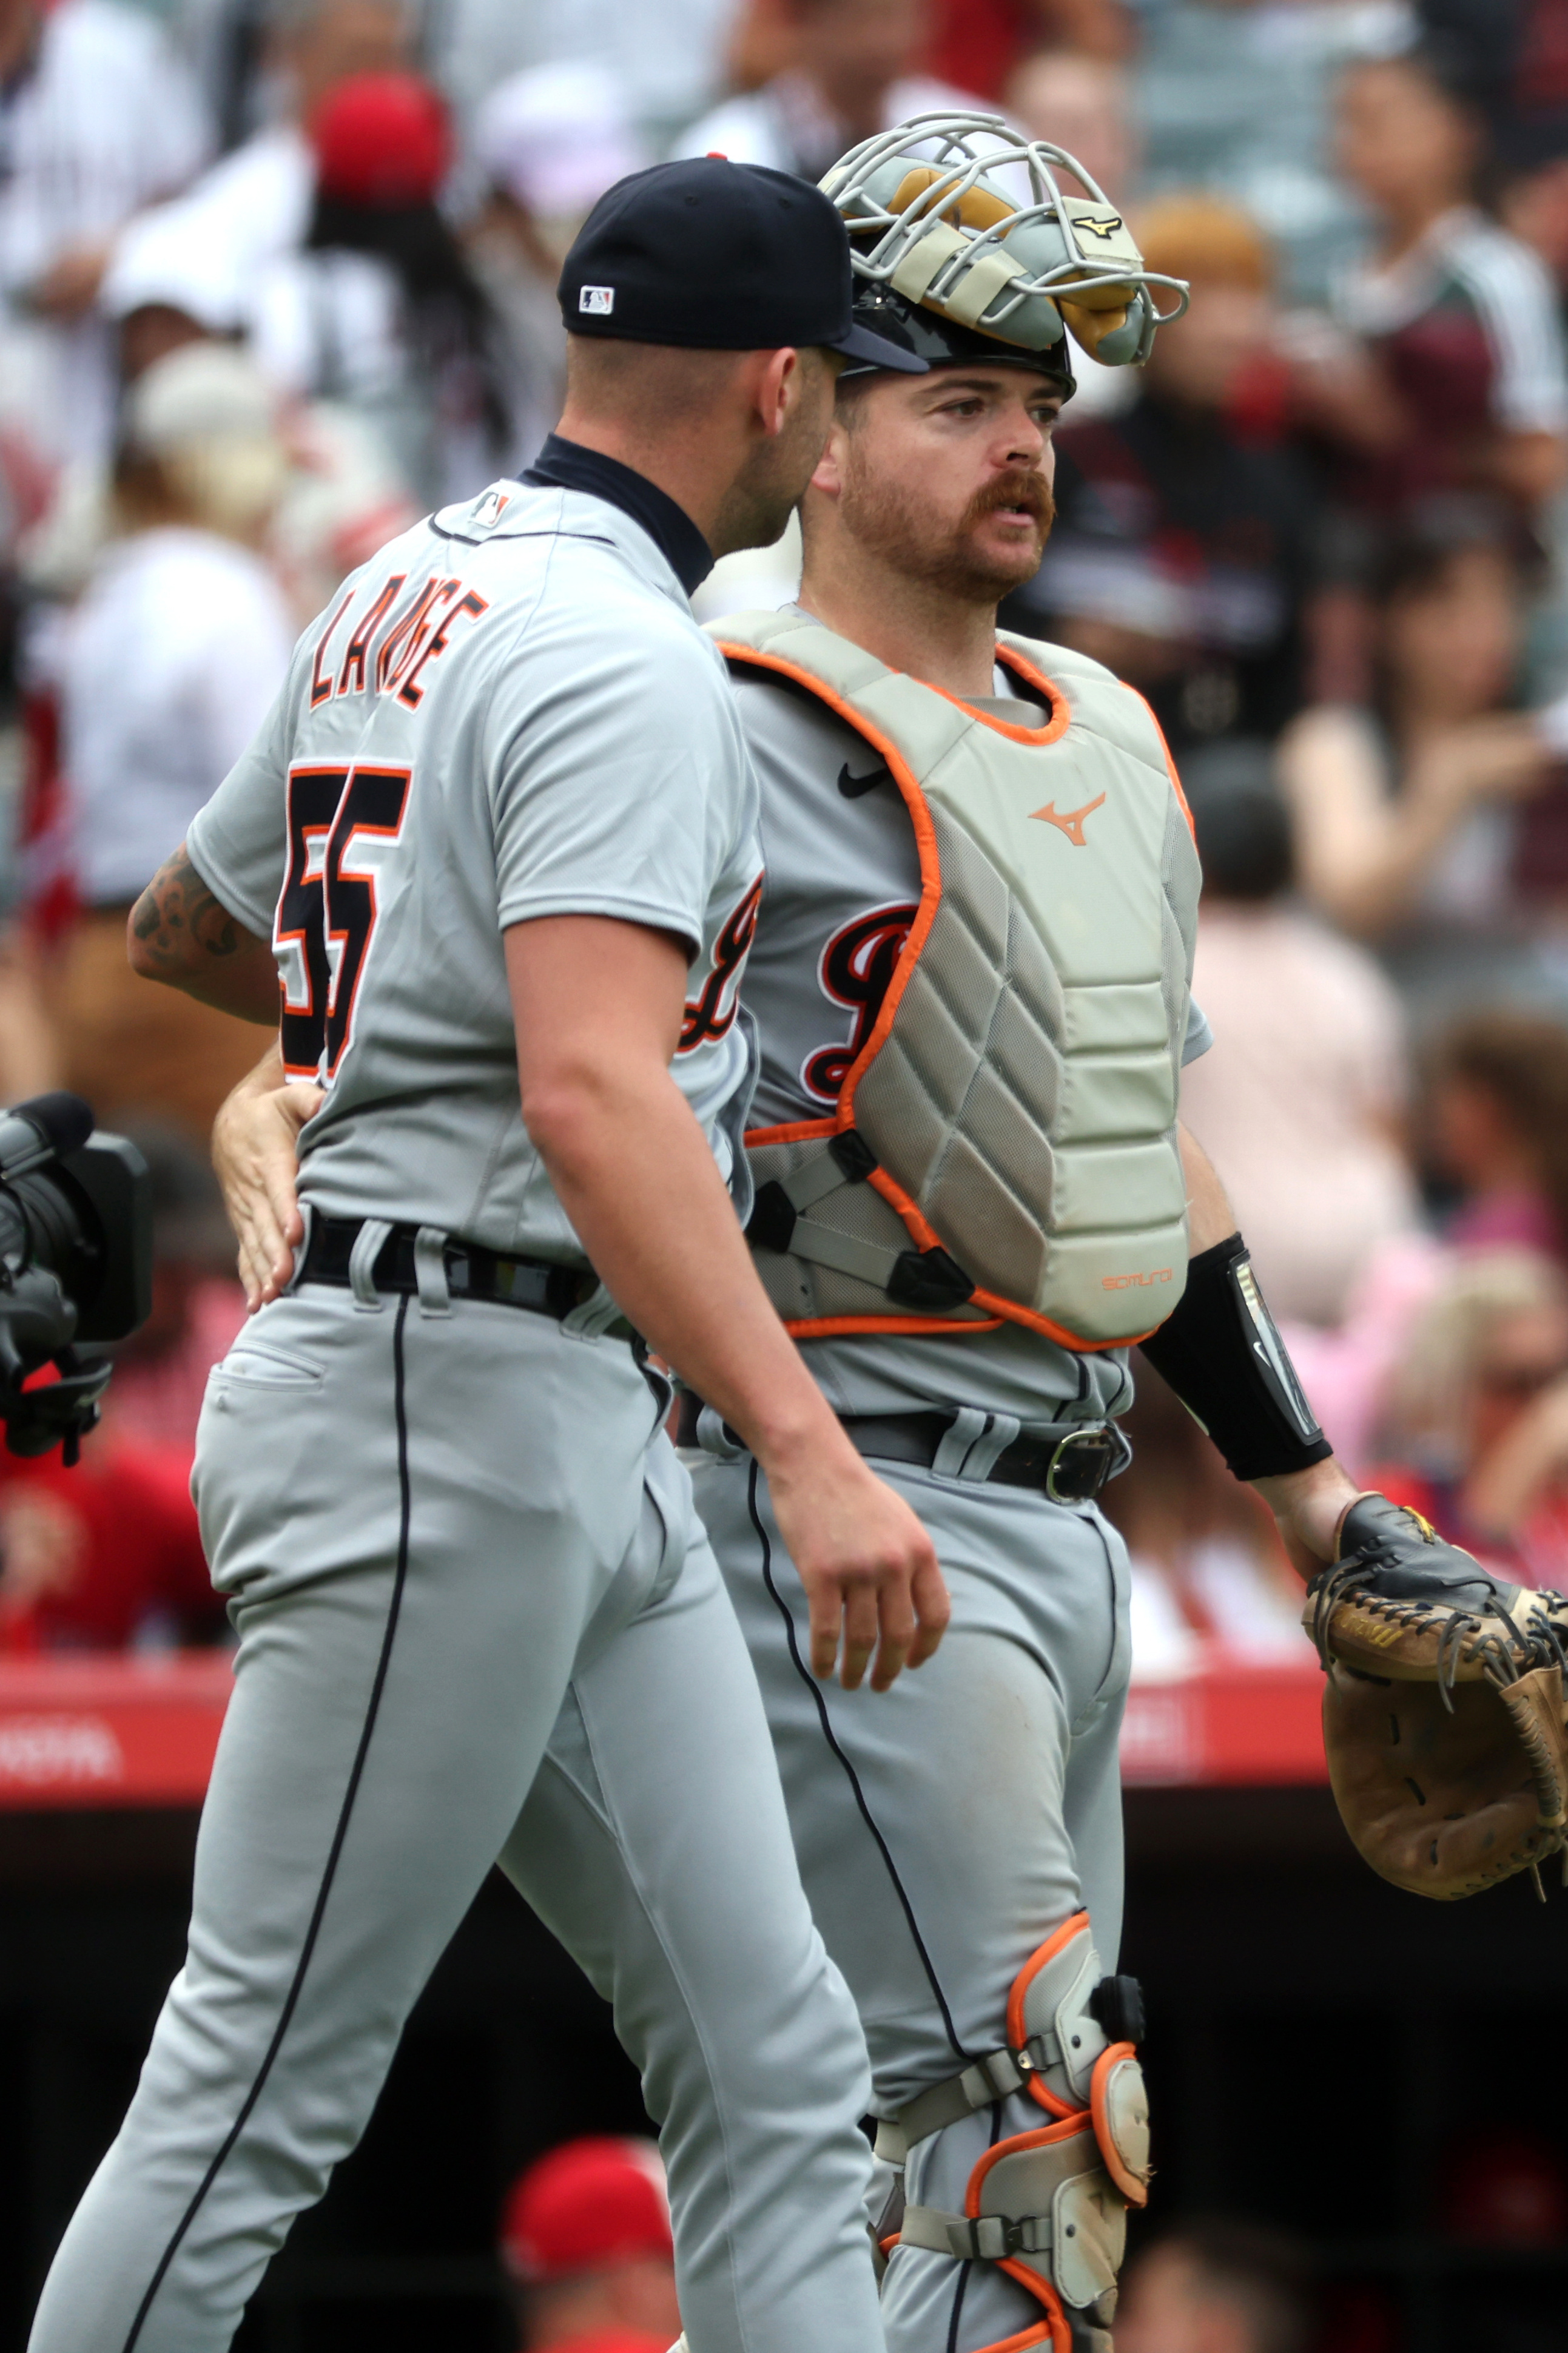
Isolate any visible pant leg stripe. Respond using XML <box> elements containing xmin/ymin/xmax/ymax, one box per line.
<box><xmin>745</xmin><ymin>1456</ymin><xmax>974</xmax><ymax>2065</ymax></box>
<box><xmin>121</xmin><ymin>1292</ymin><xmax>416</xmax><ymax>2351</ymax></box>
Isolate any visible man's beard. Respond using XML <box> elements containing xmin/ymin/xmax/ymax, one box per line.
<box><xmin>839</xmin><ymin>455</ymin><xmax>1055</xmax><ymax>605</ymax></box>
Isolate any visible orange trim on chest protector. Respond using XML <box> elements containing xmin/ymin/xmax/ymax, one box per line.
<box><xmin>723</xmin><ymin>639</ymin><xmax>1173</xmax><ymax>1354</ymax></box>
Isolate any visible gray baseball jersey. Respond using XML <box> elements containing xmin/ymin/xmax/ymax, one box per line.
<box><xmin>30</xmin><ymin>483</ymin><xmax>889</xmax><ymax>2353</ymax></box>
<box><xmin>187</xmin><ymin>479</ymin><xmax>764</xmax><ymax>1258</ymax></box>
<box><xmin>731</xmin><ymin>649</ymin><xmax>1211</xmax><ymax>1437</ymax></box>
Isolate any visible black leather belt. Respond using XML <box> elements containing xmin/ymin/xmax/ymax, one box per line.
<box><xmin>676</xmin><ymin>1397</ymin><xmax>1121</xmax><ymax>1502</ymax></box>
<box><xmin>300</xmin><ymin>1214</ymin><xmax>599</xmax><ymax>1320</ymax></box>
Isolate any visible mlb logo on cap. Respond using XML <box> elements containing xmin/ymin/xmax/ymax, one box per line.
<box><xmin>579</xmin><ymin>285</ymin><xmax>614</xmax><ymax>315</ymax></box>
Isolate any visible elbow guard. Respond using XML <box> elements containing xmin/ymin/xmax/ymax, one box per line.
<box><xmin>1140</xmin><ymin>1232</ymin><xmax>1331</xmax><ymax>1481</ymax></box>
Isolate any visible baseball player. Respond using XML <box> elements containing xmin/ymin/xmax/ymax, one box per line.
<box><xmin>27</xmin><ymin>160</ymin><xmax>945</xmax><ymax>2353</ymax></box>
<box><xmin>206</xmin><ymin>121</ymin><xmax>1460</xmax><ymax>2353</ymax></box>
<box><xmin>671</xmin><ymin>120</ymin><xmax>1368</xmax><ymax>2353</ymax></box>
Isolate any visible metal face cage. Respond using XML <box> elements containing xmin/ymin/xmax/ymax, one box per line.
<box><xmin>822</xmin><ymin>111</ymin><xmax>1190</xmax><ymax>366</ymax></box>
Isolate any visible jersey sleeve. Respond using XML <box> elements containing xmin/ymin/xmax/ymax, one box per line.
<box><xmin>184</xmin><ymin>663</ymin><xmax>297</xmax><ymax>939</ymax></box>
<box><xmin>1182</xmin><ymin>998</ymin><xmax>1212</xmax><ymax>1065</ymax></box>
<box><xmin>485</xmin><ymin>609</ymin><xmax>742</xmax><ymax>959</ymax></box>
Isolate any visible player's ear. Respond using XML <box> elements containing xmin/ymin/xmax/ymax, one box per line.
<box><xmin>747</xmin><ymin>345</ymin><xmax>801</xmax><ymax>441</ymax></box>
<box><xmin>809</xmin><ymin>415</ymin><xmax>849</xmax><ymax>501</ymax></box>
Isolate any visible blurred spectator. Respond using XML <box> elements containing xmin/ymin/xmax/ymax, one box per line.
<box><xmin>1176</xmin><ymin>748</ymin><xmax>1419</xmax><ymax>1325</ymax></box>
<box><xmin>1005</xmin><ymin>49</ymin><xmax>1142</xmax><ymax>416</ymax></box>
<box><xmin>1364</xmin><ymin>1244</ymin><xmax>1568</xmax><ymax>1582</ymax></box>
<box><xmin>1115</xmin><ymin>2219</ymin><xmax>1316</xmax><ymax>2353</ymax></box>
<box><xmin>1007</xmin><ymin>48</ymin><xmax>1134</xmax><ymax>199</ymax></box>
<box><xmin>1277</xmin><ymin>507</ymin><xmax>1552</xmax><ymax>995</ymax></box>
<box><xmin>1103</xmin><ymin>1368</ymin><xmax>1306</xmax><ymax>1678</ymax></box>
<box><xmin>0</xmin><ymin>0</ymin><xmax>210</xmax><ymax>467</ymax></box>
<box><xmin>95</xmin><ymin>214</ymin><xmax>419</xmax><ymax>619</ymax></box>
<box><xmin>98</xmin><ymin>1123</ymin><xmax>246</xmax><ymax>1454</ymax></box>
<box><xmin>1132</xmin><ymin>0</ymin><xmax>1411</xmax><ymax>303</ymax></box>
<box><xmin>923</xmin><ymin>0</ymin><xmax>1129</xmax><ymax>100</ymax></box>
<box><xmin>250</xmin><ymin>69</ymin><xmax>510</xmax><ymax>506</ymax></box>
<box><xmin>435</xmin><ymin>0</ymin><xmax>737</xmax><ymax>148</ymax></box>
<box><xmin>1419</xmin><ymin>1</ymin><xmax>1568</xmax><ymax>162</ymax></box>
<box><xmin>675</xmin><ymin>0</ymin><xmax>977</xmax><ymax>183</ymax></box>
<box><xmin>0</xmin><ymin>1431</ymin><xmax>223</xmax><ymax>1651</ymax></box>
<box><xmin>52</xmin><ymin>343</ymin><xmax>292</xmax><ymax>1144</ymax></box>
<box><xmin>128</xmin><ymin>0</ymin><xmax>415</xmax><ymax>306</ymax></box>
<box><xmin>1014</xmin><ymin>195</ymin><xmax>1320</xmax><ymax>752</ymax></box>
<box><xmin>499</xmin><ymin>2136</ymin><xmax>678</xmax><ymax>2353</ymax></box>
<box><xmin>1424</xmin><ymin>1007</ymin><xmax>1568</xmax><ymax>1259</ymax></box>
<box><xmin>467</xmin><ymin>64</ymin><xmax>648</xmax><ymax>473</ymax></box>
<box><xmin>1301</xmin><ymin>44</ymin><xmax>1568</xmax><ymax>521</ymax></box>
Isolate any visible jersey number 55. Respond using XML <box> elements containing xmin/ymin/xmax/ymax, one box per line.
<box><xmin>275</xmin><ymin>763</ymin><xmax>411</xmax><ymax>1081</ymax></box>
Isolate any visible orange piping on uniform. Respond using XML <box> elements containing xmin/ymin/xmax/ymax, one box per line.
<box><xmin>966</xmin><ymin>2121</ymin><xmax>1089</xmax><ymax>2345</ymax></box>
<box><xmin>745</xmin><ymin>1116</ymin><xmax>837</xmax><ymax>1147</ymax></box>
<box><xmin>1091</xmin><ymin>2041</ymin><xmax>1149</xmax><ymax>2207</ymax></box>
<box><xmin>1008</xmin><ymin>1912</ymin><xmax>1091</xmax><ymax>2117</ymax></box>
<box><xmin>971</xmin><ymin>1281</ymin><xmax>1166</xmax><ymax>1352</ymax></box>
<box><xmin>927</xmin><ymin>644</ymin><xmax>1072</xmax><ymax>746</ymax></box>
<box><xmin>785</xmin><ymin>1312</ymin><xmax>1007</xmax><ymax>1339</ymax></box>
<box><xmin>1128</xmin><ymin>683</ymin><xmax>1196</xmax><ymax>839</ymax></box>
<box><xmin>717</xmin><ymin>641</ymin><xmax>942</xmax><ymax>1138</ymax></box>
<box><xmin>870</xmin><ymin>1166</ymin><xmax>1165</xmax><ymax>1352</ymax></box>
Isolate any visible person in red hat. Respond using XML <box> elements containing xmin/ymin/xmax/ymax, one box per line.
<box><xmin>249</xmin><ymin>67</ymin><xmax>513</xmax><ymax>506</ymax></box>
<box><xmin>499</xmin><ymin>2136</ymin><xmax>681</xmax><ymax>2353</ymax></box>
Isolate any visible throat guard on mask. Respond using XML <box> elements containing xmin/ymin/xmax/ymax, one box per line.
<box><xmin>713</xmin><ymin>609</ymin><xmax>1200</xmax><ymax>1349</ymax></box>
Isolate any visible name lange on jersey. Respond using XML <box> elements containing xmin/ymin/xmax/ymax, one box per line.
<box><xmin>309</xmin><ymin>571</ymin><xmax>490</xmax><ymax>711</ymax></box>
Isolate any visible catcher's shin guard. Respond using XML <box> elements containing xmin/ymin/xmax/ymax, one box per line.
<box><xmin>884</xmin><ymin>1916</ymin><xmax>1151</xmax><ymax>2353</ymax></box>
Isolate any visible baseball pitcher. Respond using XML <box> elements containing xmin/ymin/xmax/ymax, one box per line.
<box><xmin>27</xmin><ymin>160</ymin><xmax>944</xmax><ymax>2353</ymax></box>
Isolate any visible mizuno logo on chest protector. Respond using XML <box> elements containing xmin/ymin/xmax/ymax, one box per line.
<box><xmin>1031</xmin><ymin>794</ymin><xmax>1106</xmax><ymax>846</ymax></box>
<box><xmin>710</xmin><ymin>610</ymin><xmax>1202</xmax><ymax>1351</ymax></box>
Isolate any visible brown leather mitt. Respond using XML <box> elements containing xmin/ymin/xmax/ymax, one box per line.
<box><xmin>1304</xmin><ymin>1494</ymin><xmax>1568</xmax><ymax>1900</ymax></box>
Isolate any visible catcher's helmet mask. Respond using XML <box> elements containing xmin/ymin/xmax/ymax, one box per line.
<box><xmin>824</xmin><ymin>111</ymin><xmax>1189</xmax><ymax>390</ymax></box>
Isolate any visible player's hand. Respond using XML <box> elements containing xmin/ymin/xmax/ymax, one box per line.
<box><xmin>1253</xmin><ymin>1455</ymin><xmax>1362</xmax><ymax>1581</ymax></box>
<box><xmin>213</xmin><ymin>1076</ymin><xmax>320</xmax><ymax>1311</ymax></box>
<box><xmin>765</xmin><ymin>1437</ymin><xmax>949</xmax><ymax>1692</ymax></box>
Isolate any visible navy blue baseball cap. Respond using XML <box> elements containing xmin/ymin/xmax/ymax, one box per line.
<box><xmin>559</xmin><ymin>157</ymin><xmax>927</xmax><ymax>372</ymax></box>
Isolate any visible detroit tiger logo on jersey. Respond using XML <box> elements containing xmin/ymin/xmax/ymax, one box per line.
<box><xmin>801</xmin><ymin>901</ymin><xmax>917</xmax><ymax>1102</ymax></box>
<box><xmin>680</xmin><ymin>873</ymin><xmax>764</xmax><ymax>1053</ymax></box>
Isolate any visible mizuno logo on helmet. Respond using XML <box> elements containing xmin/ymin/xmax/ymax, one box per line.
<box><xmin>1077</xmin><ymin>215</ymin><xmax>1124</xmax><ymax>240</ymax></box>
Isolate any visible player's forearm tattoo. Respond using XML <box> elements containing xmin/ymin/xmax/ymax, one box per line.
<box><xmin>131</xmin><ymin>847</ymin><xmax>246</xmax><ymax>972</ymax></box>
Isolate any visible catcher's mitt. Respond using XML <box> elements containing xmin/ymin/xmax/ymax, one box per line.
<box><xmin>1304</xmin><ymin>1494</ymin><xmax>1568</xmax><ymax>1900</ymax></box>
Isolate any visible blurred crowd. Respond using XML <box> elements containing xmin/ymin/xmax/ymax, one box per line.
<box><xmin>479</xmin><ymin>2124</ymin><xmax>1568</xmax><ymax>2353</ymax></box>
<box><xmin>5</xmin><ymin>0</ymin><xmax>1568</xmax><ymax>1664</ymax></box>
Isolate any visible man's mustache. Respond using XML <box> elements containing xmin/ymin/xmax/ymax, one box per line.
<box><xmin>965</xmin><ymin>471</ymin><xmax>1054</xmax><ymax>529</ymax></box>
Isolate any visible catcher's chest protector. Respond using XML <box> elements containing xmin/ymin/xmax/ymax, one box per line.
<box><xmin>713</xmin><ymin>610</ymin><xmax>1201</xmax><ymax>1349</ymax></box>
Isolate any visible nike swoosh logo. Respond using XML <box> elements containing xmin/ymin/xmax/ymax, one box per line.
<box><xmin>838</xmin><ymin>760</ymin><xmax>892</xmax><ymax>799</ymax></box>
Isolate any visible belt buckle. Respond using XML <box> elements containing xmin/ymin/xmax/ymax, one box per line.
<box><xmin>1045</xmin><ymin>1426</ymin><xmax>1115</xmax><ymax>1504</ymax></box>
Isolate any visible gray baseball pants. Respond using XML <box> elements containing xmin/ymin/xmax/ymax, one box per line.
<box><xmin>28</xmin><ymin>1279</ymin><xmax>884</xmax><ymax>2353</ymax></box>
<box><xmin>688</xmin><ymin>1439</ymin><xmax>1132</xmax><ymax>2353</ymax></box>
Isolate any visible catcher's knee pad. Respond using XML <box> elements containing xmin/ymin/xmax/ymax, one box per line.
<box><xmin>877</xmin><ymin>1913</ymin><xmax>1148</xmax><ymax>2155</ymax></box>
<box><xmin>888</xmin><ymin>1916</ymin><xmax>1151</xmax><ymax>2353</ymax></box>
